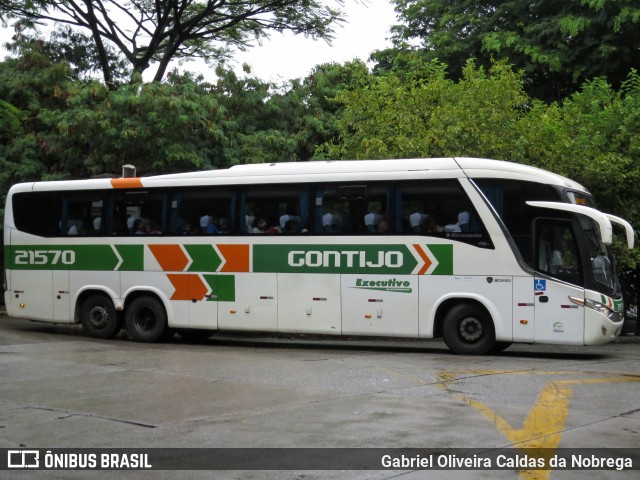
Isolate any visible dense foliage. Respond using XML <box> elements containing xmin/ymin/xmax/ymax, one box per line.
<box><xmin>375</xmin><ymin>0</ymin><xmax>640</xmax><ymax>101</ymax></box>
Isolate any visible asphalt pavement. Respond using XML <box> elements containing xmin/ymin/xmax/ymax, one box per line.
<box><xmin>0</xmin><ymin>315</ymin><xmax>639</xmax><ymax>480</ymax></box>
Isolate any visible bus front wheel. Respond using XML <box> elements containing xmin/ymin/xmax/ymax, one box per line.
<box><xmin>80</xmin><ymin>294</ymin><xmax>121</xmax><ymax>339</ymax></box>
<box><xmin>125</xmin><ymin>296</ymin><xmax>168</xmax><ymax>343</ymax></box>
<box><xmin>442</xmin><ymin>303</ymin><xmax>495</xmax><ymax>355</ymax></box>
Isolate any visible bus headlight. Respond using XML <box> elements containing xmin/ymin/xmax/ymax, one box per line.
<box><xmin>569</xmin><ymin>296</ymin><xmax>621</xmax><ymax>322</ymax></box>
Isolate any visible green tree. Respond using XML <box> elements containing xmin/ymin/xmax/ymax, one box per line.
<box><xmin>210</xmin><ymin>65</ymin><xmax>299</xmax><ymax>165</ymax></box>
<box><xmin>323</xmin><ymin>58</ymin><xmax>529</xmax><ymax>160</ymax></box>
<box><xmin>0</xmin><ymin>0</ymin><xmax>345</xmax><ymax>87</ymax></box>
<box><xmin>0</xmin><ymin>41</ymin><xmax>69</xmax><ymax>184</ymax></box>
<box><xmin>549</xmin><ymin>74</ymin><xmax>640</xmax><ymax>234</ymax></box>
<box><xmin>45</xmin><ymin>26</ymin><xmax>131</xmax><ymax>83</ymax></box>
<box><xmin>2</xmin><ymin>22</ymin><xmax>131</xmax><ymax>82</ymax></box>
<box><xmin>0</xmin><ymin>41</ymin><xmax>227</xmax><ymax>188</ymax></box>
<box><xmin>301</xmin><ymin>60</ymin><xmax>371</xmax><ymax>160</ymax></box>
<box><xmin>209</xmin><ymin>60</ymin><xmax>369</xmax><ymax>164</ymax></box>
<box><xmin>0</xmin><ymin>43</ymin><xmax>67</xmax><ymax>224</ymax></box>
<box><xmin>0</xmin><ymin>99</ymin><xmax>21</xmax><ymax>135</ymax></box>
<box><xmin>376</xmin><ymin>0</ymin><xmax>640</xmax><ymax>101</ymax></box>
<box><xmin>45</xmin><ymin>72</ymin><xmax>226</xmax><ymax>176</ymax></box>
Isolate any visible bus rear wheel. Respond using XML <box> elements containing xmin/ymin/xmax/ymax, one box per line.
<box><xmin>442</xmin><ymin>303</ymin><xmax>495</xmax><ymax>355</ymax></box>
<box><xmin>80</xmin><ymin>294</ymin><xmax>121</xmax><ymax>339</ymax></box>
<box><xmin>125</xmin><ymin>296</ymin><xmax>167</xmax><ymax>343</ymax></box>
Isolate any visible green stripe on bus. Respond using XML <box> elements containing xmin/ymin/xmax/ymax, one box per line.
<box><xmin>7</xmin><ymin>245</ymin><xmax>144</xmax><ymax>271</ymax></box>
<box><xmin>253</xmin><ymin>244</ymin><xmax>452</xmax><ymax>275</ymax></box>
<box><xmin>185</xmin><ymin>244</ymin><xmax>223</xmax><ymax>272</ymax></box>
<box><xmin>115</xmin><ymin>245</ymin><xmax>144</xmax><ymax>271</ymax></box>
<box><xmin>427</xmin><ymin>244</ymin><xmax>454</xmax><ymax>275</ymax></box>
<box><xmin>203</xmin><ymin>274</ymin><xmax>235</xmax><ymax>301</ymax></box>
<box><xmin>7</xmin><ymin>243</ymin><xmax>453</xmax><ymax>275</ymax></box>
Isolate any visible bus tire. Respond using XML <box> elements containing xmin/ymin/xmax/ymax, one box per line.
<box><xmin>80</xmin><ymin>294</ymin><xmax>121</xmax><ymax>339</ymax></box>
<box><xmin>490</xmin><ymin>342</ymin><xmax>512</xmax><ymax>354</ymax></box>
<box><xmin>125</xmin><ymin>296</ymin><xmax>167</xmax><ymax>343</ymax></box>
<box><xmin>442</xmin><ymin>303</ymin><xmax>496</xmax><ymax>355</ymax></box>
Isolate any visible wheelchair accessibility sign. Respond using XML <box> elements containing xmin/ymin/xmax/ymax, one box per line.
<box><xmin>535</xmin><ymin>279</ymin><xmax>547</xmax><ymax>292</ymax></box>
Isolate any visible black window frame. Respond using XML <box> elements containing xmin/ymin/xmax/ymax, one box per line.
<box><xmin>313</xmin><ymin>181</ymin><xmax>391</xmax><ymax>235</ymax></box>
<box><xmin>10</xmin><ymin>178</ymin><xmax>494</xmax><ymax>248</ymax></box>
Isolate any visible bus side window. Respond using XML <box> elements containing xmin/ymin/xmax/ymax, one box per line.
<box><xmin>169</xmin><ymin>188</ymin><xmax>233</xmax><ymax>235</ymax></box>
<box><xmin>315</xmin><ymin>187</ymin><xmax>348</xmax><ymax>234</ymax></box>
<box><xmin>58</xmin><ymin>192</ymin><xmax>105</xmax><ymax>236</ymax></box>
<box><xmin>12</xmin><ymin>191</ymin><xmax>58</xmax><ymax>237</ymax></box>
<box><xmin>106</xmin><ymin>190</ymin><xmax>167</xmax><ymax>236</ymax></box>
<box><xmin>474</xmin><ymin>178</ymin><xmax>561</xmax><ymax>265</ymax></box>
<box><xmin>240</xmin><ymin>186</ymin><xmax>309</xmax><ymax>234</ymax></box>
<box><xmin>315</xmin><ymin>183</ymin><xmax>390</xmax><ymax>235</ymax></box>
<box><xmin>395</xmin><ymin>180</ymin><xmax>493</xmax><ymax>248</ymax></box>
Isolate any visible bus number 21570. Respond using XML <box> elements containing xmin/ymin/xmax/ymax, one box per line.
<box><xmin>14</xmin><ymin>249</ymin><xmax>76</xmax><ymax>266</ymax></box>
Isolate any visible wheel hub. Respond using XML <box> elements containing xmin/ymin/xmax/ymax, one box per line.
<box><xmin>459</xmin><ymin>317</ymin><xmax>483</xmax><ymax>342</ymax></box>
<box><xmin>89</xmin><ymin>306</ymin><xmax>109</xmax><ymax>329</ymax></box>
<box><xmin>134</xmin><ymin>307</ymin><xmax>156</xmax><ymax>332</ymax></box>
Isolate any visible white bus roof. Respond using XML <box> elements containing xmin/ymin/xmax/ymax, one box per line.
<box><xmin>13</xmin><ymin>157</ymin><xmax>589</xmax><ymax>193</ymax></box>
<box><xmin>454</xmin><ymin>157</ymin><xmax>588</xmax><ymax>192</ymax></box>
<box><xmin>149</xmin><ymin>157</ymin><xmax>589</xmax><ymax>193</ymax></box>
<box><xmin>153</xmin><ymin>157</ymin><xmax>459</xmax><ymax>179</ymax></box>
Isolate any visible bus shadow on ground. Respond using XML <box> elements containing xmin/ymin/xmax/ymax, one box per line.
<box><xmin>0</xmin><ymin>316</ymin><xmax>615</xmax><ymax>361</ymax></box>
<box><xmin>172</xmin><ymin>331</ymin><xmax>609</xmax><ymax>361</ymax></box>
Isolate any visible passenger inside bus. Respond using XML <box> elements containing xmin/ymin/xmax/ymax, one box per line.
<box><xmin>409</xmin><ymin>211</ymin><xmax>430</xmax><ymax>233</ymax></box>
<box><xmin>251</xmin><ymin>218</ymin><xmax>269</xmax><ymax>233</ymax></box>
<box><xmin>364</xmin><ymin>201</ymin><xmax>385</xmax><ymax>233</ymax></box>
<box><xmin>279</xmin><ymin>208</ymin><xmax>300</xmax><ymax>231</ymax></box>
<box><xmin>377</xmin><ymin>220</ymin><xmax>389</xmax><ymax>233</ymax></box>
<box><xmin>322</xmin><ymin>212</ymin><xmax>340</xmax><ymax>232</ymax></box>
<box><xmin>444</xmin><ymin>211</ymin><xmax>470</xmax><ymax>232</ymax></box>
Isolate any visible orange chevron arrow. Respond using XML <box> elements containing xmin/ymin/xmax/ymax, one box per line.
<box><xmin>166</xmin><ymin>274</ymin><xmax>209</xmax><ymax>301</ymax></box>
<box><xmin>218</xmin><ymin>244</ymin><xmax>250</xmax><ymax>272</ymax></box>
<box><xmin>149</xmin><ymin>244</ymin><xmax>190</xmax><ymax>271</ymax></box>
<box><xmin>413</xmin><ymin>244</ymin><xmax>432</xmax><ymax>275</ymax></box>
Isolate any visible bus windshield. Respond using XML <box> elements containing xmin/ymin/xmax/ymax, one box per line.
<box><xmin>475</xmin><ymin>178</ymin><xmax>625</xmax><ymax>297</ymax></box>
<box><xmin>580</xmin><ymin>216</ymin><xmax>619</xmax><ymax>295</ymax></box>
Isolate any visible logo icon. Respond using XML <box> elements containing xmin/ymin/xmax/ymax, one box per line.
<box><xmin>8</xmin><ymin>450</ymin><xmax>39</xmax><ymax>468</ymax></box>
<box><xmin>535</xmin><ymin>279</ymin><xmax>547</xmax><ymax>292</ymax></box>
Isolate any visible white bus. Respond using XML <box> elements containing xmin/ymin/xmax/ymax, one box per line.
<box><xmin>3</xmin><ymin>158</ymin><xmax>635</xmax><ymax>354</ymax></box>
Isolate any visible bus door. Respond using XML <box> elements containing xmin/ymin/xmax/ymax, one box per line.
<box><xmin>342</xmin><ymin>274</ymin><xmax>419</xmax><ymax>337</ymax></box>
<box><xmin>8</xmin><ymin>262</ymin><xmax>69</xmax><ymax>322</ymax></box>
<box><xmin>512</xmin><ymin>276</ymin><xmax>535</xmax><ymax>342</ymax></box>
<box><xmin>278</xmin><ymin>273</ymin><xmax>341</xmax><ymax>334</ymax></box>
<box><xmin>218</xmin><ymin>273</ymin><xmax>278</xmax><ymax>332</ymax></box>
<box><xmin>10</xmin><ymin>268</ymin><xmax>53</xmax><ymax>321</ymax></box>
<box><xmin>533</xmin><ymin>219</ymin><xmax>585</xmax><ymax>344</ymax></box>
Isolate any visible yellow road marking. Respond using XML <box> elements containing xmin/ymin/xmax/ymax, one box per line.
<box><xmin>435</xmin><ymin>371</ymin><xmax>640</xmax><ymax>480</ymax></box>
<box><xmin>379</xmin><ymin>366</ymin><xmax>640</xmax><ymax>478</ymax></box>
